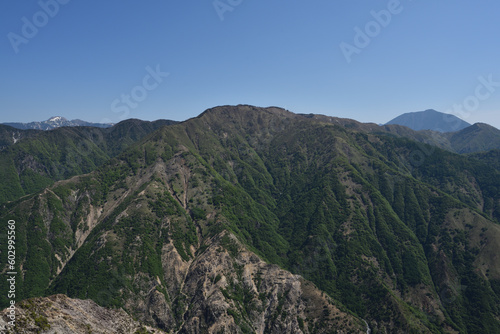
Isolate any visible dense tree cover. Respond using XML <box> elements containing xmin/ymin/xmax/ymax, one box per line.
<box><xmin>469</xmin><ymin>149</ymin><xmax>500</xmax><ymax>172</ymax></box>
<box><xmin>0</xmin><ymin>125</ymin><xmax>40</xmax><ymax>151</ymax></box>
<box><xmin>0</xmin><ymin>119</ymin><xmax>175</xmax><ymax>205</ymax></box>
<box><xmin>1</xmin><ymin>106</ymin><xmax>500</xmax><ymax>332</ymax></box>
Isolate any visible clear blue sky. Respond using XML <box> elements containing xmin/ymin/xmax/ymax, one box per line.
<box><xmin>1</xmin><ymin>0</ymin><xmax>500</xmax><ymax>128</ymax></box>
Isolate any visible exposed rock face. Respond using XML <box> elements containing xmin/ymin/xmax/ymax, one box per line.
<box><xmin>0</xmin><ymin>294</ymin><xmax>165</xmax><ymax>334</ymax></box>
<box><xmin>117</xmin><ymin>232</ymin><xmax>366</xmax><ymax>333</ymax></box>
<box><xmin>0</xmin><ymin>233</ymin><xmax>365</xmax><ymax>334</ymax></box>
<box><xmin>166</xmin><ymin>232</ymin><xmax>365</xmax><ymax>333</ymax></box>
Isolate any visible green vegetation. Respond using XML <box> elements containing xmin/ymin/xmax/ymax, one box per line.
<box><xmin>1</xmin><ymin>106</ymin><xmax>500</xmax><ymax>332</ymax></box>
<box><xmin>0</xmin><ymin>119</ymin><xmax>175</xmax><ymax>206</ymax></box>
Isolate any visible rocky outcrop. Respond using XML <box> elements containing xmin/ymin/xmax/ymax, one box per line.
<box><xmin>138</xmin><ymin>232</ymin><xmax>366</xmax><ymax>333</ymax></box>
<box><xmin>0</xmin><ymin>233</ymin><xmax>366</xmax><ymax>334</ymax></box>
<box><xmin>0</xmin><ymin>294</ymin><xmax>165</xmax><ymax>334</ymax></box>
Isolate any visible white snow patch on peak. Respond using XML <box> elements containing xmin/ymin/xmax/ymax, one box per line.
<box><xmin>48</xmin><ymin>116</ymin><xmax>66</xmax><ymax>122</ymax></box>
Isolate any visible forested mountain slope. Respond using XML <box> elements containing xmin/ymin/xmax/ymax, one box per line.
<box><xmin>0</xmin><ymin>119</ymin><xmax>176</xmax><ymax>205</ymax></box>
<box><xmin>301</xmin><ymin>111</ymin><xmax>500</xmax><ymax>154</ymax></box>
<box><xmin>0</xmin><ymin>124</ymin><xmax>40</xmax><ymax>151</ymax></box>
<box><xmin>1</xmin><ymin>105</ymin><xmax>499</xmax><ymax>333</ymax></box>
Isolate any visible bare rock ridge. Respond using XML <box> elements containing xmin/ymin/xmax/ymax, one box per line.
<box><xmin>158</xmin><ymin>232</ymin><xmax>365</xmax><ymax>333</ymax></box>
<box><xmin>0</xmin><ymin>294</ymin><xmax>165</xmax><ymax>334</ymax></box>
<box><xmin>0</xmin><ymin>232</ymin><xmax>365</xmax><ymax>333</ymax></box>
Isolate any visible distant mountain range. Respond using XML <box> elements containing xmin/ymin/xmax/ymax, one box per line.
<box><xmin>1</xmin><ymin>110</ymin><xmax>487</xmax><ymax>135</ymax></box>
<box><xmin>386</xmin><ymin>109</ymin><xmax>471</xmax><ymax>132</ymax></box>
<box><xmin>2</xmin><ymin>105</ymin><xmax>500</xmax><ymax>333</ymax></box>
<box><xmin>2</xmin><ymin>116</ymin><xmax>113</xmax><ymax>130</ymax></box>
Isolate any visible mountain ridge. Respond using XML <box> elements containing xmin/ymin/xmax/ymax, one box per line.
<box><xmin>2</xmin><ymin>116</ymin><xmax>113</xmax><ymax>130</ymax></box>
<box><xmin>0</xmin><ymin>118</ymin><xmax>177</xmax><ymax>205</ymax></box>
<box><xmin>1</xmin><ymin>105</ymin><xmax>500</xmax><ymax>333</ymax></box>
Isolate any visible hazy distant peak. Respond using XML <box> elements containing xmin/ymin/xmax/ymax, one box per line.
<box><xmin>469</xmin><ymin>122</ymin><xmax>499</xmax><ymax>130</ymax></box>
<box><xmin>2</xmin><ymin>116</ymin><xmax>113</xmax><ymax>130</ymax></box>
<box><xmin>386</xmin><ymin>109</ymin><xmax>471</xmax><ymax>132</ymax></box>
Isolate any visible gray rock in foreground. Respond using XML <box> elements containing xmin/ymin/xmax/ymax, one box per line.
<box><xmin>0</xmin><ymin>294</ymin><xmax>165</xmax><ymax>334</ymax></box>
